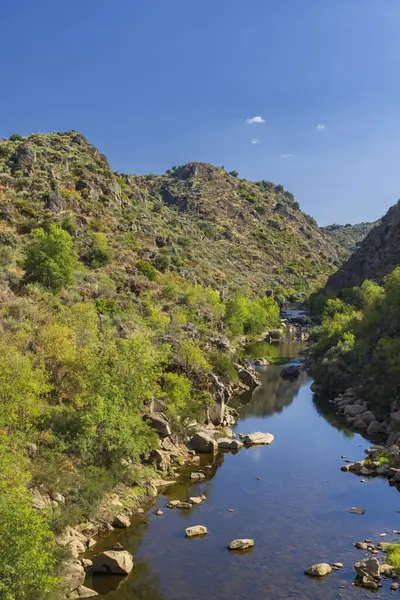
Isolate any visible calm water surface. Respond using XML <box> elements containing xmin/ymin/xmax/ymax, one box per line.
<box><xmin>86</xmin><ymin>366</ymin><xmax>400</xmax><ymax>600</ymax></box>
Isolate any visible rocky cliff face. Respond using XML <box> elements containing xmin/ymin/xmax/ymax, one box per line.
<box><xmin>0</xmin><ymin>131</ymin><xmax>343</xmax><ymax>297</ymax></box>
<box><xmin>326</xmin><ymin>202</ymin><xmax>400</xmax><ymax>290</ymax></box>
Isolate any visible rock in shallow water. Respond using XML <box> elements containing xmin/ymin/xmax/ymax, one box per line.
<box><xmin>92</xmin><ymin>550</ymin><xmax>133</xmax><ymax>575</ymax></box>
<box><xmin>186</xmin><ymin>525</ymin><xmax>208</xmax><ymax>537</ymax></box>
<box><xmin>217</xmin><ymin>438</ymin><xmax>243</xmax><ymax>450</ymax></box>
<box><xmin>228</xmin><ymin>539</ymin><xmax>254</xmax><ymax>551</ymax></box>
<box><xmin>349</xmin><ymin>506</ymin><xmax>366</xmax><ymax>515</ymax></box>
<box><xmin>304</xmin><ymin>563</ymin><xmax>332</xmax><ymax>577</ymax></box>
<box><xmin>239</xmin><ymin>432</ymin><xmax>274</xmax><ymax>446</ymax></box>
<box><xmin>190</xmin><ymin>431</ymin><xmax>218</xmax><ymax>453</ymax></box>
<box><xmin>354</xmin><ymin>557</ymin><xmax>380</xmax><ymax>579</ymax></box>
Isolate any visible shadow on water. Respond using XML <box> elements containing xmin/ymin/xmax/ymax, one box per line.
<box><xmin>87</xmin><ymin>366</ymin><xmax>400</xmax><ymax>600</ymax></box>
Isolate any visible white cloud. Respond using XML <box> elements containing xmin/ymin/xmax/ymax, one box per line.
<box><xmin>246</xmin><ymin>116</ymin><xmax>265</xmax><ymax>124</ymax></box>
<box><xmin>251</xmin><ymin>138</ymin><xmax>259</xmax><ymax>144</ymax></box>
<box><xmin>280</xmin><ymin>153</ymin><xmax>293</xmax><ymax>158</ymax></box>
<box><xmin>316</xmin><ymin>124</ymin><xmax>325</xmax><ymax>130</ymax></box>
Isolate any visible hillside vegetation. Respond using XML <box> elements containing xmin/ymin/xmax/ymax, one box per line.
<box><xmin>326</xmin><ymin>202</ymin><xmax>400</xmax><ymax>290</ymax></box>
<box><xmin>311</xmin><ymin>200</ymin><xmax>400</xmax><ymax>444</ymax></box>
<box><xmin>0</xmin><ymin>130</ymin><xmax>342</xmax><ymax>598</ymax></box>
<box><xmin>322</xmin><ymin>220</ymin><xmax>379</xmax><ymax>253</ymax></box>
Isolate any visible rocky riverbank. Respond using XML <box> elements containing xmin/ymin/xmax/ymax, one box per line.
<box><xmin>51</xmin><ymin>359</ymin><xmax>264</xmax><ymax>598</ymax></box>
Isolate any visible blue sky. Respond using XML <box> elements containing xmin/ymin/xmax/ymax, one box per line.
<box><xmin>1</xmin><ymin>0</ymin><xmax>400</xmax><ymax>225</ymax></box>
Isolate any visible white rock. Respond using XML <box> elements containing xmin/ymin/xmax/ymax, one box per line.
<box><xmin>239</xmin><ymin>432</ymin><xmax>274</xmax><ymax>446</ymax></box>
<box><xmin>228</xmin><ymin>538</ymin><xmax>254</xmax><ymax>550</ymax></box>
<box><xmin>186</xmin><ymin>525</ymin><xmax>208</xmax><ymax>537</ymax></box>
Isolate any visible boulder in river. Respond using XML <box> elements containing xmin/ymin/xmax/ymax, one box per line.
<box><xmin>239</xmin><ymin>432</ymin><xmax>275</xmax><ymax>446</ymax></box>
<box><xmin>228</xmin><ymin>539</ymin><xmax>254</xmax><ymax>551</ymax></box>
<box><xmin>188</xmin><ymin>496</ymin><xmax>205</xmax><ymax>504</ymax></box>
<box><xmin>171</xmin><ymin>501</ymin><xmax>192</xmax><ymax>510</ymax></box>
<box><xmin>304</xmin><ymin>563</ymin><xmax>332</xmax><ymax>577</ymax></box>
<box><xmin>354</xmin><ymin>542</ymin><xmax>368</xmax><ymax>550</ymax></box>
<box><xmin>92</xmin><ymin>550</ymin><xmax>134</xmax><ymax>575</ymax></box>
<box><xmin>354</xmin><ymin>557</ymin><xmax>380</xmax><ymax>580</ymax></box>
<box><xmin>217</xmin><ymin>438</ymin><xmax>243</xmax><ymax>450</ymax></box>
<box><xmin>349</xmin><ymin>506</ymin><xmax>366</xmax><ymax>515</ymax></box>
<box><xmin>190</xmin><ymin>431</ymin><xmax>218</xmax><ymax>453</ymax></box>
<box><xmin>186</xmin><ymin>525</ymin><xmax>208</xmax><ymax>538</ymax></box>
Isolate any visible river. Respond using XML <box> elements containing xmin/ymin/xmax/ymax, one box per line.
<box><xmin>85</xmin><ymin>352</ymin><xmax>400</xmax><ymax>599</ymax></box>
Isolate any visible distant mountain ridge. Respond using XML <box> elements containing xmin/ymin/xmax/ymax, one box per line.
<box><xmin>322</xmin><ymin>220</ymin><xmax>379</xmax><ymax>252</ymax></box>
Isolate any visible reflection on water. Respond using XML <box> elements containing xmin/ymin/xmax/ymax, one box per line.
<box><xmin>233</xmin><ymin>365</ymin><xmax>308</xmax><ymax>418</ymax></box>
<box><xmin>88</xmin><ymin>368</ymin><xmax>400</xmax><ymax>600</ymax></box>
<box><xmin>243</xmin><ymin>339</ymin><xmax>306</xmax><ymax>360</ymax></box>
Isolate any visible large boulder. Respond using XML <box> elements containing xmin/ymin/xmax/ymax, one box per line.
<box><xmin>149</xmin><ymin>448</ymin><xmax>170</xmax><ymax>472</ymax></box>
<box><xmin>145</xmin><ymin>414</ymin><xmax>171</xmax><ymax>437</ymax></box>
<box><xmin>113</xmin><ymin>514</ymin><xmax>131</xmax><ymax>528</ymax></box>
<box><xmin>360</xmin><ymin>411</ymin><xmax>376</xmax><ymax>425</ymax></box>
<box><xmin>236</xmin><ymin>365</ymin><xmax>261</xmax><ymax>390</ymax></box>
<box><xmin>190</xmin><ymin>432</ymin><xmax>217</xmax><ymax>453</ymax></box>
<box><xmin>367</xmin><ymin>420</ymin><xmax>385</xmax><ymax>435</ymax></box>
<box><xmin>92</xmin><ymin>550</ymin><xmax>134</xmax><ymax>575</ymax></box>
<box><xmin>59</xmin><ymin>560</ymin><xmax>85</xmax><ymax>595</ymax></box>
<box><xmin>343</xmin><ymin>404</ymin><xmax>368</xmax><ymax>418</ymax></box>
<box><xmin>304</xmin><ymin>563</ymin><xmax>332</xmax><ymax>577</ymax></box>
<box><xmin>239</xmin><ymin>432</ymin><xmax>275</xmax><ymax>446</ymax></box>
<box><xmin>354</xmin><ymin>557</ymin><xmax>380</xmax><ymax>580</ymax></box>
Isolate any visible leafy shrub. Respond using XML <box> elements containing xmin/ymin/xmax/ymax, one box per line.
<box><xmin>163</xmin><ymin>372</ymin><xmax>192</xmax><ymax>415</ymax></box>
<box><xmin>229</xmin><ymin>170</ymin><xmax>239</xmax><ymax>177</ymax></box>
<box><xmin>23</xmin><ymin>224</ymin><xmax>76</xmax><ymax>291</ymax></box>
<box><xmin>154</xmin><ymin>252</ymin><xmax>171</xmax><ymax>272</ymax></box>
<box><xmin>178</xmin><ymin>340</ymin><xmax>210</xmax><ymax>375</ymax></box>
<box><xmin>226</xmin><ymin>292</ymin><xmax>280</xmax><ymax>336</ymax></box>
<box><xmin>137</xmin><ymin>260</ymin><xmax>157</xmax><ymax>281</ymax></box>
<box><xmin>87</xmin><ymin>232</ymin><xmax>112</xmax><ymax>268</ymax></box>
<box><xmin>210</xmin><ymin>351</ymin><xmax>238</xmax><ymax>381</ymax></box>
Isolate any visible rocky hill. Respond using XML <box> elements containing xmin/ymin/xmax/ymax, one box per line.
<box><xmin>326</xmin><ymin>201</ymin><xmax>400</xmax><ymax>290</ymax></box>
<box><xmin>322</xmin><ymin>220</ymin><xmax>379</xmax><ymax>253</ymax></box>
<box><xmin>0</xmin><ymin>131</ymin><xmax>343</xmax><ymax>301</ymax></box>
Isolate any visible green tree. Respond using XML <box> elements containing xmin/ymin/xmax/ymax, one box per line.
<box><xmin>24</xmin><ymin>224</ymin><xmax>76</xmax><ymax>291</ymax></box>
<box><xmin>178</xmin><ymin>340</ymin><xmax>210</xmax><ymax>376</ymax></box>
<box><xmin>0</xmin><ymin>340</ymin><xmax>49</xmax><ymax>432</ymax></box>
<box><xmin>87</xmin><ymin>232</ymin><xmax>112</xmax><ymax>268</ymax></box>
<box><xmin>163</xmin><ymin>372</ymin><xmax>192</xmax><ymax>415</ymax></box>
<box><xmin>0</xmin><ymin>441</ymin><xmax>58</xmax><ymax>600</ymax></box>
